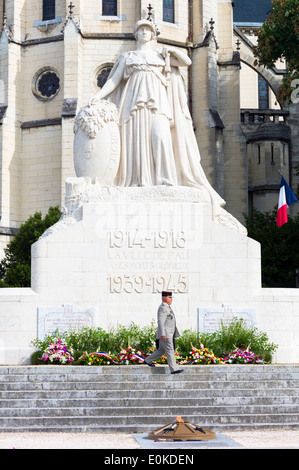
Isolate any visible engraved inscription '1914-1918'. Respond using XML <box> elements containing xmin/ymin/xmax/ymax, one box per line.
<box><xmin>109</xmin><ymin>230</ymin><xmax>186</xmax><ymax>249</ymax></box>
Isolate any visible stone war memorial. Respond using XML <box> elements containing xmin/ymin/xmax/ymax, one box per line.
<box><xmin>0</xmin><ymin>9</ymin><xmax>299</xmax><ymax>366</ymax></box>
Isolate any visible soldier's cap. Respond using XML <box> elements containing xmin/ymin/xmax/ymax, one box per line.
<box><xmin>162</xmin><ymin>291</ymin><xmax>172</xmax><ymax>297</ymax></box>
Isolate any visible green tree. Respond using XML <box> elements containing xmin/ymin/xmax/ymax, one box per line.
<box><xmin>245</xmin><ymin>208</ymin><xmax>299</xmax><ymax>287</ymax></box>
<box><xmin>0</xmin><ymin>206</ymin><xmax>61</xmax><ymax>287</ymax></box>
<box><xmin>253</xmin><ymin>0</ymin><xmax>299</xmax><ymax>103</ymax></box>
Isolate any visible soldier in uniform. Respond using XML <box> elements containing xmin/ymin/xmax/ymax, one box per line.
<box><xmin>144</xmin><ymin>291</ymin><xmax>183</xmax><ymax>374</ymax></box>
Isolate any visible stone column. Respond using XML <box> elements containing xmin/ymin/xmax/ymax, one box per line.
<box><xmin>192</xmin><ymin>28</ymin><xmax>225</xmax><ymax>198</ymax></box>
<box><xmin>60</xmin><ymin>16</ymin><xmax>82</xmax><ymax>206</ymax></box>
<box><xmin>217</xmin><ymin>0</ymin><xmax>234</xmax><ymax>62</ymax></box>
<box><xmin>197</xmin><ymin>0</ymin><xmax>218</xmax><ymax>43</ymax></box>
<box><xmin>216</xmin><ymin>1</ymin><xmax>247</xmax><ymax>221</ymax></box>
<box><xmin>218</xmin><ymin>52</ymin><xmax>247</xmax><ymax>221</ymax></box>
<box><xmin>0</xmin><ymin>26</ymin><xmax>22</xmax><ymax>229</ymax></box>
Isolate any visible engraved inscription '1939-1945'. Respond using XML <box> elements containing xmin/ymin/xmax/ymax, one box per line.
<box><xmin>109</xmin><ymin>274</ymin><xmax>188</xmax><ymax>294</ymax></box>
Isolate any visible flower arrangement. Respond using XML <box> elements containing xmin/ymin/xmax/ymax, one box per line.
<box><xmin>78</xmin><ymin>351</ymin><xmax>119</xmax><ymax>366</ymax></box>
<box><xmin>77</xmin><ymin>345</ymin><xmax>264</xmax><ymax>366</ymax></box>
<box><xmin>38</xmin><ymin>339</ymin><xmax>265</xmax><ymax>367</ymax></box>
<box><xmin>78</xmin><ymin>346</ymin><xmax>145</xmax><ymax>366</ymax></box>
<box><xmin>222</xmin><ymin>346</ymin><xmax>264</xmax><ymax>364</ymax></box>
<box><xmin>179</xmin><ymin>344</ymin><xmax>223</xmax><ymax>365</ymax></box>
<box><xmin>31</xmin><ymin>320</ymin><xmax>277</xmax><ymax>366</ymax></box>
<box><xmin>41</xmin><ymin>338</ymin><xmax>74</xmax><ymax>364</ymax></box>
<box><xmin>117</xmin><ymin>346</ymin><xmax>145</xmax><ymax>365</ymax></box>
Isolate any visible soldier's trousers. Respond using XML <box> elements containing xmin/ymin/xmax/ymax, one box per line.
<box><xmin>145</xmin><ymin>337</ymin><xmax>178</xmax><ymax>373</ymax></box>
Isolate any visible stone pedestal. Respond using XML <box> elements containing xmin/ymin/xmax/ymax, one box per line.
<box><xmin>31</xmin><ymin>178</ymin><xmax>261</xmax><ymax>332</ymax></box>
<box><xmin>2</xmin><ymin>178</ymin><xmax>299</xmax><ymax>365</ymax></box>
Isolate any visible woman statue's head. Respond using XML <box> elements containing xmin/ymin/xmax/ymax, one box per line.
<box><xmin>133</xmin><ymin>19</ymin><xmax>156</xmax><ymax>41</ymax></box>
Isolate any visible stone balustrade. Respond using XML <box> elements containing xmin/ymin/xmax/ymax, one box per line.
<box><xmin>241</xmin><ymin>109</ymin><xmax>289</xmax><ymax>125</ymax></box>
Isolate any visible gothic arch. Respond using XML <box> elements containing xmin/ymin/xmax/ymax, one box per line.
<box><xmin>233</xmin><ymin>26</ymin><xmax>285</xmax><ymax>107</ymax></box>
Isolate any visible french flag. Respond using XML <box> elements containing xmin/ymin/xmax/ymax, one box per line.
<box><xmin>277</xmin><ymin>175</ymin><xmax>298</xmax><ymax>227</ymax></box>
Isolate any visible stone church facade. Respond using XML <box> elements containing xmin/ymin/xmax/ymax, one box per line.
<box><xmin>0</xmin><ymin>0</ymin><xmax>298</xmax><ymax>255</ymax></box>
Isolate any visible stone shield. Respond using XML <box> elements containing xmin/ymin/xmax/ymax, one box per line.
<box><xmin>73</xmin><ymin>100</ymin><xmax>120</xmax><ymax>185</ymax></box>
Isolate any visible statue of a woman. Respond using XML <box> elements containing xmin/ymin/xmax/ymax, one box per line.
<box><xmin>88</xmin><ymin>18</ymin><xmax>244</xmax><ymax>231</ymax></box>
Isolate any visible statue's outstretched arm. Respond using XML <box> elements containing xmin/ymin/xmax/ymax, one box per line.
<box><xmin>89</xmin><ymin>58</ymin><xmax>126</xmax><ymax>105</ymax></box>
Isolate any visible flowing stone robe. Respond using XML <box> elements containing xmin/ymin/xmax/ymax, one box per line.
<box><xmin>106</xmin><ymin>49</ymin><xmax>226</xmax><ymax>218</ymax></box>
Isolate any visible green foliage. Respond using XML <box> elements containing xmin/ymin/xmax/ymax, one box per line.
<box><xmin>245</xmin><ymin>208</ymin><xmax>299</xmax><ymax>287</ymax></box>
<box><xmin>108</xmin><ymin>321</ymin><xmax>157</xmax><ymax>354</ymax></box>
<box><xmin>31</xmin><ymin>322</ymin><xmax>157</xmax><ymax>363</ymax></box>
<box><xmin>253</xmin><ymin>0</ymin><xmax>299</xmax><ymax>102</ymax></box>
<box><xmin>0</xmin><ymin>206</ymin><xmax>61</xmax><ymax>287</ymax></box>
<box><xmin>207</xmin><ymin>319</ymin><xmax>278</xmax><ymax>363</ymax></box>
<box><xmin>174</xmin><ymin>329</ymin><xmax>210</xmax><ymax>356</ymax></box>
<box><xmin>31</xmin><ymin>319</ymin><xmax>278</xmax><ymax>365</ymax></box>
<box><xmin>177</xmin><ymin>318</ymin><xmax>278</xmax><ymax>363</ymax></box>
<box><xmin>62</xmin><ymin>327</ymin><xmax>110</xmax><ymax>361</ymax></box>
<box><xmin>30</xmin><ymin>350</ymin><xmax>45</xmax><ymax>365</ymax></box>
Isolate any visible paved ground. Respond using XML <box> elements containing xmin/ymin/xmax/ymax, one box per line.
<box><xmin>223</xmin><ymin>429</ymin><xmax>299</xmax><ymax>449</ymax></box>
<box><xmin>0</xmin><ymin>429</ymin><xmax>298</xmax><ymax>449</ymax></box>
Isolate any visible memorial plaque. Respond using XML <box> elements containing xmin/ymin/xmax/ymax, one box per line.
<box><xmin>37</xmin><ymin>304</ymin><xmax>96</xmax><ymax>339</ymax></box>
<box><xmin>197</xmin><ymin>305</ymin><xmax>257</xmax><ymax>333</ymax></box>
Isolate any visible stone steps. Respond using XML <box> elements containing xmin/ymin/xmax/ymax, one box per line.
<box><xmin>1</xmin><ymin>403</ymin><xmax>299</xmax><ymax>417</ymax></box>
<box><xmin>1</xmin><ymin>414</ymin><xmax>299</xmax><ymax>433</ymax></box>
<box><xmin>2</xmin><ymin>373</ymin><xmax>299</xmax><ymax>383</ymax></box>
<box><xmin>1</xmin><ymin>394</ymin><xmax>299</xmax><ymax>406</ymax></box>
<box><xmin>1</xmin><ymin>387</ymin><xmax>299</xmax><ymax>397</ymax></box>
<box><xmin>0</xmin><ymin>365</ymin><xmax>299</xmax><ymax>432</ymax></box>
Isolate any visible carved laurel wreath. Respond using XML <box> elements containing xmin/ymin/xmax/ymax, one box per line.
<box><xmin>73</xmin><ymin>100</ymin><xmax>119</xmax><ymax>139</ymax></box>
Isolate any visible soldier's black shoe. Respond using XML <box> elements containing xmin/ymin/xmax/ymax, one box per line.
<box><xmin>144</xmin><ymin>360</ymin><xmax>155</xmax><ymax>367</ymax></box>
<box><xmin>171</xmin><ymin>369</ymin><xmax>183</xmax><ymax>374</ymax></box>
